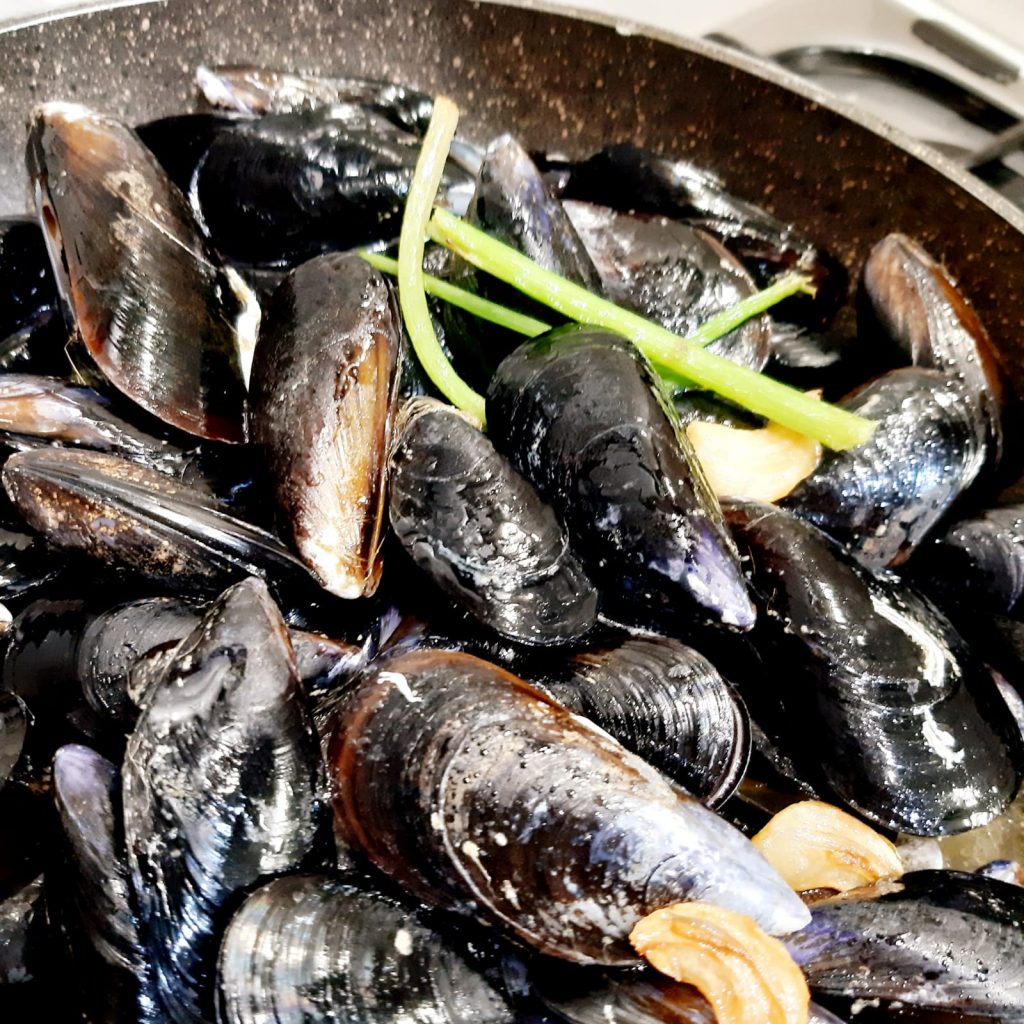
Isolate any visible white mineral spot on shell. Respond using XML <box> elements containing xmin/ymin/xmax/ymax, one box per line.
<box><xmin>394</xmin><ymin>928</ymin><xmax>413</xmax><ymax>956</ymax></box>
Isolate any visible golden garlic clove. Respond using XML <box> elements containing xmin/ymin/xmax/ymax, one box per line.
<box><xmin>630</xmin><ymin>902</ymin><xmax>809</xmax><ymax>1024</ymax></box>
<box><xmin>686</xmin><ymin>418</ymin><xmax>822</xmax><ymax>503</ymax></box>
<box><xmin>752</xmin><ymin>799</ymin><xmax>903</xmax><ymax>893</ymax></box>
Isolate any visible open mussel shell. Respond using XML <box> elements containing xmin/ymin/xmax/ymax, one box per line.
<box><xmin>861</xmin><ymin>232</ymin><xmax>1005</xmax><ymax>456</ymax></box>
<box><xmin>123</xmin><ymin>578</ymin><xmax>327</xmax><ymax>1023</ymax></box>
<box><xmin>783</xmin><ymin>367</ymin><xmax>989</xmax><ymax>570</ymax></box>
<box><xmin>326</xmin><ymin>648</ymin><xmax>808</xmax><ymax>964</ymax></box>
<box><xmin>250</xmin><ymin>252</ymin><xmax>401</xmax><ymax>599</ymax></box>
<box><xmin>725</xmin><ymin>499</ymin><xmax>1024</xmax><ymax>836</ymax></box>
<box><xmin>26</xmin><ymin>103</ymin><xmax>249</xmax><ymax>442</ymax></box>
<box><xmin>563</xmin><ymin>200</ymin><xmax>770</xmax><ymax>371</ymax></box>
<box><xmin>532</xmin><ymin>636</ymin><xmax>749</xmax><ymax>806</ymax></box>
<box><xmin>193</xmin><ymin>105</ymin><xmax>472</xmax><ymax>268</ymax></box>
<box><xmin>217</xmin><ymin>873</ymin><xmax>513</xmax><ymax>1024</ymax></box>
<box><xmin>389</xmin><ymin>398</ymin><xmax>598</xmax><ymax>646</ymax></box>
<box><xmin>786</xmin><ymin>870</ymin><xmax>1024</xmax><ymax>1020</ymax></box>
<box><xmin>487</xmin><ymin>325</ymin><xmax>754</xmax><ymax>631</ymax></box>
<box><xmin>2</xmin><ymin>448</ymin><xmax>313</xmax><ymax>596</ymax></box>
<box><xmin>51</xmin><ymin>744</ymin><xmax>156</xmax><ymax>1024</ymax></box>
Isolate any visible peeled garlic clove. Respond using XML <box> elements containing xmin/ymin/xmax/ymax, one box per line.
<box><xmin>686</xmin><ymin>419</ymin><xmax>822</xmax><ymax>503</ymax></box>
<box><xmin>752</xmin><ymin>800</ymin><xmax>903</xmax><ymax>893</ymax></box>
<box><xmin>630</xmin><ymin>902</ymin><xmax>809</xmax><ymax>1024</ymax></box>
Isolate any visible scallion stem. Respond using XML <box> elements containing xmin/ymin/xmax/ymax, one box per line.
<box><xmin>397</xmin><ymin>97</ymin><xmax>486</xmax><ymax>425</ymax></box>
<box><xmin>428</xmin><ymin>208</ymin><xmax>874</xmax><ymax>450</ymax></box>
<box><xmin>360</xmin><ymin>249</ymin><xmax>551</xmax><ymax>337</ymax></box>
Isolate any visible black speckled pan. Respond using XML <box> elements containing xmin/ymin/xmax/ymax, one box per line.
<box><xmin>1</xmin><ymin>0</ymin><xmax>1023</xmax><ymax>380</ymax></box>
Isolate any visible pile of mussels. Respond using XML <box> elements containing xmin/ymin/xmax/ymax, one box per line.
<box><xmin>1</xmin><ymin>65</ymin><xmax>1024</xmax><ymax>1024</ymax></box>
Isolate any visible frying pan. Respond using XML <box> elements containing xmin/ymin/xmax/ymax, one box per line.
<box><xmin>0</xmin><ymin>0</ymin><xmax>1023</xmax><ymax>377</ymax></box>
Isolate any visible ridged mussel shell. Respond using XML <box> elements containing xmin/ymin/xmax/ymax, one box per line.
<box><xmin>783</xmin><ymin>367</ymin><xmax>988</xmax><ymax>569</ymax></box>
<box><xmin>250</xmin><ymin>252</ymin><xmax>401</xmax><ymax>599</ymax></box>
<box><xmin>326</xmin><ymin>648</ymin><xmax>808</xmax><ymax>964</ymax></box>
<box><xmin>2</xmin><ymin>447</ymin><xmax>311</xmax><ymax>595</ymax></box>
<box><xmin>725</xmin><ymin>499</ymin><xmax>1023</xmax><ymax>836</ymax></box>
<box><xmin>388</xmin><ymin>398</ymin><xmax>598</xmax><ymax>646</ymax></box>
<box><xmin>26</xmin><ymin>103</ymin><xmax>249</xmax><ymax>442</ymax></box>
<box><xmin>786</xmin><ymin>870</ymin><xmax>1024</xmax><ymax>1020</ymax></box>
<box><xmin>122</xmin><ymin>578</ymin><xmax>325</xmax><ymax>1023</ymax></box>
<box><xmin>487</xmin><ymin>326</ymin><xmax>754</xmax><ymax>630</ymax></box>
<box><xmin>533</xmin><ymin>636</ymin><xmax>749</xmax><ymax>806</ymax></box>
<box><xmin>217</xmin><ymin>873</ymin><xmax>513</xmax><ymax>1024</ymax></box>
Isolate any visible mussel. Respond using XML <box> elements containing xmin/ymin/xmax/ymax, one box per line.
<box><xmin>783</xmin><ymin>368</ymin><xmax>988</xmax><ymax>569</ymax></box>
<box><xmin>0</xmin><ymin>874</ymin><xmax>47</xmax><ymax>986</ymax></box>
<box><xmin>725</xmin><ymin>499</ymin><xmax>1023</xmax><ymax>836</ymax></box>
<box><xmin>0</xmin><ymin>693</ymin><xmax>28</xmax><ymax>789</ymax></box>
<box><xmin>250</xmin><ymin>252</ymin><xmax>401</xmax><ymax>599</ymax></box>
<box><xmin>326</xmin><ymin>648</ymin><xmax>809</xmax><ymax>964</ymax></box>
<box><xmin>563</xmin><ymin>200</ymin><xmax>770</xmax><ymax>371</ymax></box>
<box><xmin>786</xmin><ymin>870</ymin><xmax>1024</xmax><ymax>1020</ymax></box>
<box><xmin>0</xmin><ymin>217</ymin><xmax>62</xmax><ymax>344</ymax></box>
<box><xmin>51</xmin><ymin>744</ymin><xmax>155</xmax><ymax>1023</ymax></box>
<box><xmin>861</xmin><ymin>232</ymin><xmax>1004</xmax><ymax>455</ymax></box>
<box><xmin>26</xmin><ymin>103</ymin><xmax>250</xmax><ymax>442</ymax></box>
<box><xmin>122</xmin><ymin>578</ymin><xmax>326</xmax><ymax>1023</ymax></box>
<box><xmin>487</xmin><ymin>325</ymin><xmax>754</xmax><ymax>630</ymax></box>
<box><xmin>530</xmin><ymin>636</ymin><xmax>749</xmax><ymax>806</ymax></box>
<box><xmin>217</xmin><ymin>873</ymin><xmax>514</xmax><ymax>1024</ymax></box>
<box><xmin>388</xmin><ymin>398</ymin><xmax>598</xmax><ymax>646</ymax></box>
<box><xmin>2</xmin><ymin>448</ymin><xmax>313</xmax><ymax>596</ymax></box>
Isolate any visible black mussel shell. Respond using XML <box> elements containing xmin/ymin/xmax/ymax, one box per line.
<box><xmin>552</xmin><ymin>143</ymin><xmax>846</xmax><ymax>325</ymax></box>
<box><xmin>487</xmin><ymin>325</ymin><xmax>754</xmax><ymax>631</ymax></box>
<box><xmin>0</xmin><ymin>522</ymin><xmax>63</xmax><ymax>601</ymax></box>
<box><xmin>0</xmin><ymin>217</ymin><xmax>61</xmax><ymax>343</ymax></box>
<box><xmin>123</xmin><ymin>578</ymin><xmax>326</xmax><ymax>1023</ymax></box>
<box><xmin>250</xmin><ymin>252</ymin><xmax>401</xmax><ymax>599</ymax></box>
<box><xmin>908</xmin><ymin>503</ymin><xmax>1024</xmax><ymax>617</ymax></box>
<box><xmin>217</xmin><ymin>873</ymin><xmax>513</xmax><ymax>1024</ymax></box>
<box><xmin>783</xmin><ymin>368</ymin><xmax>988</xmax><ymax>570</ymax></box>
<box><xmin>193</xmin><ymin>105</ymin><xmax>472</xmax><ymax>267</ymax></box>
<box><xmin>26</xmin><ymin>103</ymin><xmax>250</xmax><ymax>442</ymax></box>
<box><xmin>0</xmin><ymin>874</ymin><xmax>48</xmax><ymax>985</ymax></box>
<box><xmin>326</xmin><ymin>648</ymin><xmax>808</xmax><ymax>964</ymax></box>
<box><xmin>786</xmin><ymin>870</ymin><xmax>1024</xmax><ymax>1020</ymax></box>
<box><xmin>51</xmin><ymin>744</ymin><xmax>156</xmax><ymax>1023</ymax></box>
<box><xmin>389</xmin><ymin>398</ymin><xmax>598</xmax><ymax>647</ymax></box>
<box><xmin>861</xmin><ymin>233</ymin><xmax>1005</xmax><ymax>457</ymax></box>
<box><xmin>563</xmin><ymin>200</ymin><xmax>770</xmax><ymax>371</ymax></box>
<box><xmin>0</xmin><ymin>692</ymin><xmax>28</xmax><ymax>789</ymax></box>
<box><xmin>444</xmin><ymin>135</ymin><xmax>602</xmax><ymax>388</ymax></box>
<box><xmin>2</xmin><ymin>448</ymin><xmax>313</xmax><ymax>596</ymax></box>
<box><xmin>196</xmin><ymin>64</ymin><xmax>435</xmax><ymax>134</ymax></box>
<box><xmin>531</xmin><ymin>636</ymin><xmax>749</xmax><ymax>806</ymax></box>
<box><xmin>725</xmin><ymin>499</ymin><xmax>1023</xmax><ymax>836</ymax></box>
<box><xmin>672</xmin><ymin>390</ymin><xmax>765</xmax><ymax>430</ymax></box>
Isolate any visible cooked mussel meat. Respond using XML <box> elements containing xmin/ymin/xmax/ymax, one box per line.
<box><xmin>217</xmin><ymin>872</ymin><xmax>513</xmax><ymax>1024</ymax></box>
<box><xmin>250</xmin><ymin>252</ymin><xmax>401</xmax><ymax>599</ymax></box>
<box><xmin>783</xmin><ymin>368</ymin><xmax>988</xmax><ymax>569</ymax></box>
<box><xmin>122</xmin><ymin>577</ymin><xmax>326</xmax><ymax>1023</ymax></box>
<box><xmin>487</xmin><ymin>325</ymin><xmax>754</xmax><ymax>630</ymax></box>
<box><xmin>531</xmin><ymin>636</ymin><xmax>749</xmax><ymax>806</ymax></box>
<box><xmin>861</xmin><ymin>232</ymin><xmax>1004</xmax><ymax>454</ymax></box>
<box><xmin>326</xmin><ymin>648</ymin><xmax>808</xmax><ymax>964</ymax></box>
<box><xmin>388</xmin><ymin>397</ymin><xmax>598</xmax><ymax>646</ymax></box>
<box><xmin>725</xmin><ymin>499</ymin><xmax>1023</xmax><ymax>836</ymax></box>
<box><xmin>51</xmin><ymin>744</ymin><xmax>155</xmax><ymax>1024</ymax></box>
<box><xmin>2</xmin><ymin>448</ymin><xmax>312</xmax><ymax>596</ymax></box>
<box><xmin>563</xmin><ymin>201</ymin><xmax>770</xmax><ymax>371</ymax></box>
<box><xmin>192</xmin><ymin>104</ymin><xmax>472</xmax><ymax>266</ymax></box>
<box><xmin>26</xmin><ymin>103</ymin><xmax>250</xmax><ymax>441</ymax></box>
<box><xmin>786</xmin><ymin>870</ymin><xmax>1024</xmax><ymax>1020</ymax></box>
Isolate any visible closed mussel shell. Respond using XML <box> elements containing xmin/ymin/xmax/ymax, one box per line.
<box><xmin>725</xmin><ymin>499</ymin><xmax>1023</xmax><ymax>836</ymax></box>
<box><xmin>26</xmin><ymin>103</ymin><xmax>249</xmax><ymax>442</ymax></box>
<box><xmin>250</xmin><ymin>253</ymin><xmax>401</xmax><ymax>599</ymax></box>
<box><xmin>326</xmin><ymin>648</ymin><xmax>808</xmax><ymax>964</ymax></box>
<box><xmin>783</xmin><ymin>367</ymin><xmax>988</xmax><ymax>569</ymax></box>
<box><xmin>487</xmin><ymin>326</ymin><xmax>754</xmax><ymax>631</ymax></box>
<box><xmin>217</xmin><ymin>873</ymin><xmax>513</xmax><ymax>1024</ymax></box>
<box><xmin>388</xmin><ymin>398</ymin><xmax>598</xmax><ymax>646</ymax></box>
